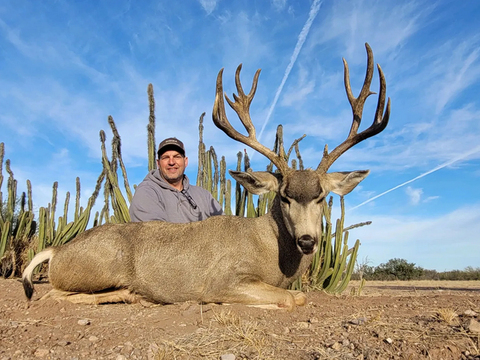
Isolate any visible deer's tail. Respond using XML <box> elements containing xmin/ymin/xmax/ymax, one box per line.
<box><xmin>22</xmin><ymin>248</ymin><xmax>54</xmax><ymax>300</ymax></box>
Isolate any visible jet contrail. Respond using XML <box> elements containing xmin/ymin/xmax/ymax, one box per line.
<box><xmin>257</xmin><ymin>0</ymin><xmax>323</xmax><ymax>142</ymax></box>
<box><xmin>350</xmin><ymin>145</ymin><xmax>480</xmax><ymax>210</ymax></box>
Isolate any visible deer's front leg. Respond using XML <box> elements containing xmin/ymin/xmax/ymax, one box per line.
<box><xmin>218</xmin><ymin>280</ymin><xmax>306</xmax><ymax>311</ymax></box>
<box><xmin>287</xmin><ymin>289</ymin><xmax>307</xmax><ymax>306</ymax></box>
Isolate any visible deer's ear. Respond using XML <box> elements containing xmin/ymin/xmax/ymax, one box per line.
<box><xmin>324</xmin><ymin>170</ymin><xmax>370</xmax><ymax>196</ymax></box>
<box><xmin>229</xmin><ymin>170</ymin><xmax>280</xmax><ymax>194</ymax></box>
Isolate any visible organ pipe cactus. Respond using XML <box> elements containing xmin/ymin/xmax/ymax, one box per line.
<box><xmin>108</xmin><ymin>116</ymin><xmax>133</xmax><ymax>204</ymax></box>
<box><xmin>147</xmin><ymin>83</ymin><xmax>156</xmax><ymax>172</ymax></box>
<box><xmin>0</xmin><ymin>151</ymin><xmax>35</xmax><ymax>276</ymax></box>
<box><xmin>1</xmin><ymin>80</ymin><xmax>368</xmax><ymax>295</ymax></box>
<box><xmin>99</xmin><ymin>127</ymin><xmax>130</xmax><ymax>224</ymax></box>
<box><xmin>196</xmin><ymin>113</ymin><xmax>206</xmax><ymax>187</ymax></box>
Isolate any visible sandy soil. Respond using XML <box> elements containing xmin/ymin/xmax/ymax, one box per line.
<box><xmin>1</xmin><ymin>279</ymin><xmax>480</xmax><ymax>360</ymax></box>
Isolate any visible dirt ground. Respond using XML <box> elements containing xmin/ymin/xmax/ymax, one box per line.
<box><xmin>1</xmin><ymin>279</ymin><xmax>480</xmax><ymax>360</ymax></box>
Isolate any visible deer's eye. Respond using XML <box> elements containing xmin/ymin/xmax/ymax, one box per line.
<box><xmin>280</xmin><ymin>195</ymin><xmax>291</xmax><ymax>205</ymax></box>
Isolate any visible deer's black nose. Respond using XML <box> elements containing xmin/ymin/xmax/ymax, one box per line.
<box><xmin>298</xmin><ymin>235</ymin><xmax>316</xmax><ymax>255</ymax></box>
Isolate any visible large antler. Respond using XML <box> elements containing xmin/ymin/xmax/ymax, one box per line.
<box><xmin>316</xmin><ymin>43</ymin><xmax>391</xmax><ymax>173</ymax></box>
<box><xmin>213</xmin><ymin>64</ymin><xmax>290</xmax><ymax>174</ymax></box>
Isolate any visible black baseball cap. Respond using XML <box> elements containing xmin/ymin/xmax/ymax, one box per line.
<box><xmin>157</xmin><ymin>137</ymin><xmax>185</xmax><ymax>158</ymax></box>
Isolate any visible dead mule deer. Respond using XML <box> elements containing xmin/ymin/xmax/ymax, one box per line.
<box><xmin>22</xmin><ymin>43</ymin><xmax>390</xmax><ymax>310</ymax></box>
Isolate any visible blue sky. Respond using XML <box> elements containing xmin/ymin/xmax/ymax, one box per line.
<box><xmin>1</xmin><ymin>0</ymin><xmax>479</xmax><ymax>271</ymax></box>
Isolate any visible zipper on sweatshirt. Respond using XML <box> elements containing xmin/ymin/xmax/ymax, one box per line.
<box><xmin>180</xmin><ymin>189</ymin><xmax>198</xmax><ymax>209</ymax></box>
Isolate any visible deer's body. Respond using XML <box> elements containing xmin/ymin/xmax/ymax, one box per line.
<box><xmin>31</xmin><ymin>204</ymin><xmax>311</xmax><ymax>306</ymax></box>
<box><xmin>23</xmin><ymin>44</ymin><xmax>390</xmax><ymax>310</ymax></box>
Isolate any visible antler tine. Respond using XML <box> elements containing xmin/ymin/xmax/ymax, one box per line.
<box><xmin>227</xmin><ymin>64</ymin><xmax>259</xmax><ymax>137</ymax></box>
<box><xmin>317</xmin><ymin>43</ymin><xmax>391</xmax><ymax>173</ymax></box>
<box><xmin>212</xmin><ymin>64</ymin><xmax>290</xmax><ymax>174</ymax></box>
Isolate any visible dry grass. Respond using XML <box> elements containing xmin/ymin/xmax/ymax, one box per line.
<box><xmin>150</xmin><ymin>282</ymin><xmax>480</xmax><ymax>360</ymax></box>
<box><xmin>435</xmin><ymin>308</ymin><xmax>459</xmax><ymax>325</ymax></box>
<box><xmin>152</xmin><ymin>305</ymin><xmax>480</xmax><ymax>360</ymax></box>
<box><xmin>154</xmin><ymin>309</ymin><xmax>273</xmax><ymax>360</ymax></box>
<box><xmin>2</xmin><ymin>278</ymin><xmax>480</xmax><ymax>360</ymax></box>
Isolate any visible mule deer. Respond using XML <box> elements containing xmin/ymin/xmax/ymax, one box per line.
<box><xmin>22</xmin><ymin>43</ymin><xmax>390</xmax><ymax>310</ymax></box>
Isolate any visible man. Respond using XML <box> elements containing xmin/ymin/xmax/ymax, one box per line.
<box><xmin>129</xmin><ymin>137</ymin><xmax>224</xmax><ymax>223</ymax></box>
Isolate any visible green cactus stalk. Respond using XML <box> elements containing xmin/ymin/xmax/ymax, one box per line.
<box><xmin>286</xmin><ymin>134</ymin><xmax>306</xmax><ymax>169</ymax></box>
<box><xmin>19</xmin><ymin>191</ymin><xmax>26</xmax><ymax>215</ymax></box>
<box><xmin>37</xmin><ymin>207</ymin><xmax>47</xmax><ymax>252</ymax></box>
<box><xmin>0</xmin><ymin>159</ymin><xmax>35</xmax><ymax>276</ymax></box>
<box><xmin>0</xmin><ymin>221</ymin><xmax>10</xmax><ymax>260</ymax></box>
<box><xmin>6</xmin><ymin>160</ymin><xmax>16</xmax><ymax>224</ymax></box>
<box><xmin>257</xmin><ymin>194</ymin><xmax>266</xmax><ymax>216</ymax></box>
<box><xmin>257</xmin><ymin>191</ymin><xmax>275</xmax><ymax>217</ymax></box>
<box><xmin>332</xmin><ymin>218</ymin><xmax>344</xmax><ymax>271</ymax></box>
<box><xmin>313</xmin><ymin>204</ymin><xmax>333</xmax><ymax>283</ymax></box>
<box><xmin>119</xmin><ymin>157</ymin><xmax>133</xmax><ymax>204</ymax></box>
<box><xmin>335</xmin><ymin>239</ymin><xmax>361</xmax><ymax>293</ymax></box>
<box><xmin>197</xmin><ymin>113</ymin><xmax>206</xmax><ymax>187</ymax></box>
<box><xmin>110</xmin><ymin>177</ymin><xmax>130</xmax><ymax>223</ymax></box>
<box><xmin>273</xmin><ymin>125</ymin><xmax>286</xmax><ymax>166</ymax></box>
<box><xmin>74</xmin><ymin>177</ymin><xmax>81</xmax><ymax>223</ymax></box>
<box><xmin>350</xmin><ymin>276</ymin><xmax>366</xmax><ymax>296</ymax></box>
<box><xmin>16</xmin><ymin>211</ymin><xmax>34</xmax><ymax>241</ymax></box>
<box><xmin>202</xmin><ymin>150</ymin><xmax>212</xmax><ymax>193</ymax></box>
<box><xmin>0</xmin><ymin>142</ymin><xmax>4</xmax><ymax>193</ymax></box>
<box><xmin>108</xmin><ymin>119</ymin><xmax>119</xmax><ymax>177</ymax></box>
<box><xmin>54</xmin><ymin>169</ymin><xmax>105</xmax><ymax>246</ymax></box>
<box><xmin>49</xmin><ymin>181</ymin><xmax>58</xmax><ymax>245</ymax></box>
<box><xmin>62</xmin><ymin>191</ymin><xmax>70</xmax><ymax>229</ymax></box>
<box><xmin>290</xmin><ymin>159</ymin><xmax>297</xmax><ymax>170</ymax></box>
<box><xmin>100</xmin><ymin>130</ymin><xmax>130</xmax><ymax>223</ymax></box>
<box><xmin>27</xmin><ymin>248</ymin><xmax>35</xmax><ymax>262</ymax></box>
<box><xmin>234</xmin><ymin>151</ymin><xmax>242</xmax><ymax>216</ymax></box>
<box><xmin>147</xmin><ymin>84</ymin><xmax>156</xmax><ymax>172</ymax></box>
<box><xmin>332</xmin><ymin>221</ymin><xmax>372</xmax><ymax>237</ymax></box>
<box><xmin>219</xmin><ymin>156</ymin><xmax>226</xmax><ymax>206</ymax></box>
<box><xmin>55</xmin><ymin>216</ymin><xmax>64</xmax><ymax>238</ymax></box>
<box><xmin>12</xmin><ymin>201</ymin><xmax>26</xmax><ymax>237</ymax></box>
<box><xmin>237</xmin><ymin>150</ymin><xmax>251</xmax><ymax>216</ymax></box>
<box><xmin>99</xmin><ymin>207</ymin><xmax>105</xmax><ymax>226</ymax></box>
<box><xmin>27</xmin><ymin>180</ymin><xmax>33</xmax><ymax>213</ymax></box>
<box><xmin>326</xmin><ymin>199</ymin><xmax>364</xmax><ymax>293</ymax></box>
<box><xmin>246</xmin><ymin>193</ymin><xmax>256</xmax><ymax>218</ymax></box>
<box><xmin>324</xmin><ymin>232</ymin><xmax>349</xmax><ymax>293</ymax></box>
<box><xmin>210</xmin><ymin>146</ymin><xmax>219</xmax><ymax>199</ymax></box>
<box><xmin>46</xmin><ymin>204</ymin><xmax>53</xmax><ymax>247</ymax></box>
<box><xmin>108</xmin><ymin>116</ymin><xmax>133</xmax><ymax>203</ymax></box>
<box><xmin>93</xmin><ymin>211</ymin><xmax>99</xmax><ymax>227</ymax></box>
<box><xmin>224</xmin><ymin>179</ymin><xmax>232</xmax><ymax>215</ymax></box>
<box><xmin>103</xmin><ymin>168</ymin><xmax>111</xmax><ymax>225</ymax></box>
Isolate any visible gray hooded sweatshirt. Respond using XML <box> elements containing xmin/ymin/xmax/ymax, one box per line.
<box><xmin>129</xmin><ymin>170</ymin><xmax>224</xmax><ymax>223</ymax></box>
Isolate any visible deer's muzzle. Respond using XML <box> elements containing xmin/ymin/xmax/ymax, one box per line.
<box><xmin>297</xmin><ymin>235</ymin><xmax>317</xmax><ymax>255</ymax></box>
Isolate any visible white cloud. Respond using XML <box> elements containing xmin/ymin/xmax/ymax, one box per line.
<box><xmin>281</xmin><ymin>67</ymin><xmax>315</xmax><ymax>107</ymax></box>
<box><xmin>422</xmin><ymin>40</ymin><xmax>480</xmax><ymax>114</ymax></box>
<box><xmin>405</xmin><ymin>186</ymin><xmax>422</xmax><ymax>205</ymax></box>
<box><xmin>272</xmin><ymin>0</ymin><xmax>287</xmax><ymax>12</ymax></box>
<box><xmin>198</xmin><ymin>0</ymin><xmax>218</xmax><ymax>15</ymax></box>
<box><xmin>423</xmin><ymin>196</ymin><xmax>439</xmax><ymax>203</ymax></box>
<box><xmin>309</xmin><ymin>0</ymin><xmax>431</xmax><ymax>59</ymax></box>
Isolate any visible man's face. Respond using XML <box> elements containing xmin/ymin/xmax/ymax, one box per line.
<box><xmin>157</xmin><ymin>150</ymin><xmax>188</xmax><ymax>185</ymax></box>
